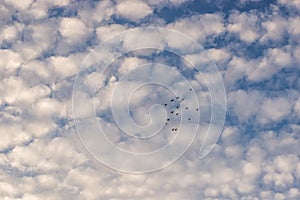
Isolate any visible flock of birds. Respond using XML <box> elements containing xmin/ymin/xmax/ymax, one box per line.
<box><xmin>163</xmin><ymin>88</ymin><xmax>199</xmax><ymax>132</ymax></box>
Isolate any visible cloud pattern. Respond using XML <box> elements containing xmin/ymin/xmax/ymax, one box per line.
<box><xmin>0</xmin><ymin>0</ymin><xmax>300</xmax><ymax>199</ymax></box>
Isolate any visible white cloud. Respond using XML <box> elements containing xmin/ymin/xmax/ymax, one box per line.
<box><xmin>0</xmin><ymin>124</ymin><xmax>31</xmax><ymax>152</ymax></box>
<box><xmin>0</xmin><ymin>76</ymin><xmax>27</xmax><ymax>105</ymax></box>
<box><xmin>278</xmin><ymin>0</ymin><xmax>300</xmax><ymax>11</ymax></box>
<box><xmin>167</xmin><ymin>14</ymin><xmax>225</xmax><ymax>43</ymax></box>
<box><xmin>32</xmin><ymin>98</ymin><xmax>64</xmax><ymax>118</ymax></box>
<box><xmin>293</xmin><ymin>46</ymin><xmax>300</xmax><ymax>66</ymax></box>
<box><xmin>246</xmin><ymin>47</ymin><xmax>292</xmax><ymax>82</ymax></box>
<box><xmin>52</xmin><ymin>0</ymin><xmax>70</xmax><ymax>6</ymax></box>
<box><xmin>268</xmin><ymin>47</ymin><xmax>292</xmax><ymax>67</ymax></box>
<box><xmin>288</xmin><ymin>16</ymin><xmax>300</xmax><ymax>37</ymax></box>
<box><xmin>25</xmin><ymin>0</ymin><xmax>70</xmax><ymax>19</ymax></box>
<box><xmin>225</xmin><ymin>56</ymin><xmax>253</xmax><ymax>84</ymax></box>
<box><xmin>4</xmin><ymin>0</ymin><xmax>34</xmax><ymax>11</ymax></box>
<box><xmin>0</xmin><ymin>0</ymin><xmax>299</xmax><ymax>199</ymax></box>
<box><xmin>0</xmin><ymin>50</ymin><xmax>23</xmax><ymax>79</ymax></box>
<box><xmin>227</xmin><ymin>11</ymin><xmax>262</xmax><ymax>43</ymax></box>
<box><xmin>59</xmin><ymin>18</ymin><xmax>89</xmax><ymax>45</ymax></box>
<box><xmin>12</xmin><ymin>23</ymin><xmax>57</xmax><ymax>61</ymax></box>
<box><xmin>117</xmin><ymin>57</ymin><xmax>148</xmax><ymax>75</ymax></box>
<box><xmin>260</xmin><ymin>16</ymin><xmax>287</xmax><ymax>43</ymax></box>
<box><xmin>294</xmin><ymin>97</ymin><xmax>300</xmax><ymax>117</ymax></box>
<box><xmin>115</xmin><ymin>0</ymin><xmax>153</xmax><ymax>21</ymax></box>
<box><xmin>228</xmin><ymin>90</ymin><xmax>264</xmax><ymax>122</ymax></box>
<box><xmin>96</xmin><ymin>24</ymin><xmax>127</xmax><ymax>42</ymax></box>
<box><xmin>0</xmin><ymin>4</ymin><xmax>12</xmax><ymax>24</ymax></box>
<box><xmin>257</xmin><ymin>97</ymin><xmax>293</xmax><ymax>124</ymax></box>
<box><xmin>79</xmin><ymin>0</ymin><xmax>114</xmax><ymax>26</ymax></box>
<box><xmin>0</xmin><ymin>23</ymin><xmax>22</xmax><ymax>43</ymax></box>
<box><xmin>207</xmin><ymin>48</ymin><xmax>232</xmax><ymax>67</ymax></box>
<box><xmin>147</xmin><ymin>0</ymin><xmax>191</xmax><ymax>7</ymax></box>
<box><xmin>48</xmin><ymin>54</ymin><xmax>81</xmax><ymax>79</ymax></box>
<box><xmin>20</xmin><ymin>60</ymin><xmax>52</xmax><ymax>85</ymax></box>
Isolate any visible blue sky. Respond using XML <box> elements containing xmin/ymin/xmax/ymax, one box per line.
<box><xmin>0</xmin><ymin>0</ymin><xmax>300</xmax><ymax>199</ymax></box>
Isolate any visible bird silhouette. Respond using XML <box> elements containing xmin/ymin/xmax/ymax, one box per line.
<box><xmin>162</xmin><ymin>93</ymin><xmax>199</xmax><ymax>132</ymax></box>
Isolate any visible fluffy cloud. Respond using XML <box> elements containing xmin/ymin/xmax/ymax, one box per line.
<box><xmin>115</xmin><ymin>0</ymin><xmax>153</xmax><ymax>21</ymax></box>
<box><xmin>79</xmin><ymin>0</ymin><xmax>114</xmax><ymax>27</ymax></box>
<box><xmin>260</xmin><ymin>15</ymin><xmax>287</xmax><ymax>43</ymax></box>
<box><xmin>0</xmin><ymin>23</ymin><xmax>22</xmax><ymax>44</ymax></box>
<box><xmin>59</xmin><ymin>18</ymin><xmax>89</xmax><ymax>45</ymax></box>
<box><xmin>278</xmin><ymin>0</ymin><xmax>300</xmax><ymax>11</ymax></box>
<box><xmin>294</xmin><ymin>98</ymin><xmax>300</xmax><ymax>117</ymax></box>
<box><xmin>3</xmin><ymin>0</ymin><xmax>34</xmax><ymax>11</ymax></box>
<box><xmin>0</xmin><ymin>0</ymin><xmax>300</xmax><ymax>199</ymax></box>
<box><xmin>228</xmin><ymin>89</ymin><xmax>264</xmax><ymax>122</ymax></box>
<box><xmin>12</xmin><ymin>22</ymin><xmax>57</xmax><ymax>61</ymax></box>
<box><xmin>167</xmin><ymin>13</ymin><xmax>225</xmax><ymax>43</ymax></box>
<box><xmin>257</xmin><ymin>97</ymin><xmax>293</xmax><ymax>124</ymax></box>
<box><xmin>227</xmin><ymin>11</ymin><xmax>262</xmax><ymax>43</ymax></box>
<box><xmin>96</xmin><ymin>24</ymin><xmax>127</xmax><ymax>42</ymax></box>
<box><xmin>0</xmin><ymin>50</ymin><xmax>23</xmax><ymax>78</ymax></box>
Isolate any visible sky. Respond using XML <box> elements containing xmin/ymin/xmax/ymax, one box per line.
<box><xmin>0</xmin><ymin>0</ymin><xmax>300</xmax><ymax>199</ymax></box>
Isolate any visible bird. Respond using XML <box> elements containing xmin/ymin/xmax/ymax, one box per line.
<box><xmin>170</xmin><ymin>99</ymin><xmax>174</xmax><ymax>102</ymax></box>
<box><xmin>164</xmin><ymin>103</ymin><xmax>167</xmax><ymax>106</ymax></box>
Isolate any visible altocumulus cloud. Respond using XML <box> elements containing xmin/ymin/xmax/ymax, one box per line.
<box><xmin>0</xmin><ymin>0</ymin><xmax>300</xmax><ymax>199</ymax></box>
